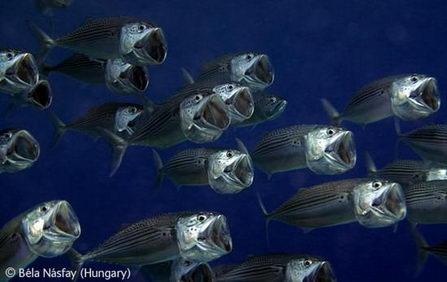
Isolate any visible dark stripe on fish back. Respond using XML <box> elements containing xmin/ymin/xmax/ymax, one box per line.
<box><xmin>345</xmin><ymin>76</ymin><xmax>398</xmax><ymax>110</ymax></box>
<box><xmin>406</xmin><ymin>125</ymin><xmax>447</xmax><ymax>144</ymax></box>
<box><xmin>405</xmin><ymin>181</ymin><xmax>447</xmax><ymax>204</ymax></box>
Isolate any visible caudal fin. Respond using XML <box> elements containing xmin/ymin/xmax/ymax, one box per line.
<box><xmin>256</xmin><ymin>192</ymin><xmax>272</xmax><ymax>246</ymax></box>
<box><xmin>409</xmin><ymin>223</ymin><xmax>429</xmax><ymax>277</ymax></box>
<box><xmin>364</xmin><ymin>151</ymin><xmax>377</xmax><ymax>174</ymax></box>
<box><xmin>181</xmin><ymin>68</ymin><xmax>195</xmax><ymax>84</ymax></box>
<box><xmin>98</xmin><ymin>129</ymin><xmax>128</xmax><ymax>177</ymax></box>
<box><xmin>28</xmin><ymin>22</ymin><xmax>56</xmax><ymax>63</ymax></box>
<box><xmin>321</xmin><ymin>98</ymin><xmax>342</xmax><ymax>125</ymax></box>
<box><xmin>66</xmin><ymin>249</ymin><xmax>86</xmax><ymax>282</ymax></box>
<box><xmin>48</xmin><ymin>112</ymin><xmax>67</xmax><ymax>147</ymax></box>
<box><xmin>152</xmin><ymin>149</ymin><xmax>164</xmax><ymax>189</ymax></box>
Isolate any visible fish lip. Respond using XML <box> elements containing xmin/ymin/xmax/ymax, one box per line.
<box><xmin>12</xmin><ymin>53</ymin><xmax>39</xmax><ymax>88</ymax></box>
<box><xmin>200</xmin><ymin>95</ymin><xmax>231</xmax><ymax>131</ymax></box>
<box><xmin>312</xmin><ymin>261</ymin><xmax>337</xmax><ymax>282</ymax></box>
<box><xmin>381</xmin><ymin>183</ymin><xmax>407</xmax><ymax>220</ymax></box>
<box><xmin>231</xmin><ymin>87</ymin><xmax>254</xmax><ymax>120</ymax></box>
<box><xmin>328</xmin><ymin>131</ymin><xmax>356</xmax><ymax>169</ymax></box>
<box><xmin>8</xmin><ymin>130</ymin><xmax>40</xmax><ymax>163</ymax></box>
<box><xmin>126</xmin><ymin>65</ymin><xmax>149</xmax><ymax>92</ymax></box>
<box><xmin>268</xmin><ymin>99</ymin><xmax>287</xmax><ymax>119</ymax></box>
<box><xmin>50</xmin><ymin>201</ymin><xmax>81</xmax><ymax>240</ymax></box>
<box><xmin>27</xmin><ymin>80</ymin><xmax>53</xmax><ymax>109</ymax></box>
<box><xmin>135</xmin><ymin>27</ymin><xmax>168</xmax><ymax>64</ymax></box>
<box><xmin>245</xmin><ymin>55</ymin><xmax>274</xmax><ymax>87</ymax></box>
<box><xmin>208</xmin><ymin>215</ymin><xmax>232</xmax><ymax>253</ymax></box>
<box><xmin>232</xmin><ymin>154</ymin><xmax>254</xmax><ymax>187</ymax></box>
<box><xmin>415</xmin><ymin>77</ymin><xmax>440</xmax><ymax>112</ymax></box>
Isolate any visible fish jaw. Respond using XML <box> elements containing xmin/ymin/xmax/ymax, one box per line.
<box><xmin>230</xmin><ymin>53</ymin><xmax>274</xmax><ymax>90</ymax></box>
<box><xmin>391</xmin><ymin>75</ymin><xmax>440</xmax><ymax>120</ymax></box>
<box><xmin>21</xmin><ymin>200</ymin><xmax>81</xmax><ymax>258</ymax></box>
<box><xmin>105</xmin><ymin>58</ymin><xmax>149</xmax><ymax>95</ymax></box>
<box><xmin>25</xmin><ymin>80</ymin><xmax>53</xmax><ymax>109</ymax></box>
<box><xmin>213</xmin><ymin>83</ymin><xmax>254</xmax><ymax>123</ymax></box>
<box><xmin>121</xmin><ymin>25</ymin><xmax>167</xmax><ymax>65</ymax></box>
<box><xmin>353</xmin><ymin>180</ymin><xmax>407</xmax><ymax>228</ymax></box>
<box><xmin>176</xmin><ymin>213</ymin><xmax>232</xmax><ymax>263</ymax></box>
<box><xmin>305</xmin><ymin>127</ymin><xmax>357</xmax><ymax>175</ymax></box>
<box><xmin>0</xmin><ymin>52</ymin><xmax>39</xmax><ymax>94</ymax></box>
<box><xmin>0</xmin><ymin>129</ymin><xmax>40</xmax><ymax>172</ymax></box>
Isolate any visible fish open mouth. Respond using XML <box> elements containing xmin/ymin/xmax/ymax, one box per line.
<box><xmin>201</xmin><ymin>96</ymin><xmax>230</xmax><ymax>130</ymax></box>
<box><xmin>233</xmin><ymin>155</ymin><xmax>254</xmax><ymax>187</ymax></box>
<box><xmin>127</xmin><ymin>65</ymin><xmax>149</xmax><ymax>92</ymax></box>
<box><xmin>16</xmin><ymin>54</ymin><xmax>39</xmax><ymax>87</ymax></box>
<box><xmin>209</xmin><ymin>216</ymin><xmax>232</xmax><ymax>253</ymax></box>
<box><xmin>27</xmin><ymin>80</ymin><xmax>52</xmax><ymax>109</ymax></box>
<box><xmin>136</xmin><ymin>28</ymin><xmax>167</xmax><ymax>64</ymax></box>
<box><xmin>268</xmin><ymin>99</ymin><xmax>287</xmax><ymax>119</ymax></box>
<box><xmin>51</xmin><ymin>201</ymin><xmax>81</xmax><ymax>240</ymax></box>
<box><xmin>232</xmin><ymin>87</ymin><xmax>254</xmax><ymax>119</ymax></box>
<box><xmin>334</xmin><ymin>132</ymin><xmax>356</xmax><ymax>168</ymax></box>
<box><xmin>312</xmin><ymin>262</ymin><xmax>337</xmax><ymax>282</ymax></box>
<box><xmin>383</xmin><ymin>184</ymin><xmax>407</xmax><ymax>220</ymax></box>
<box><xmin>419</xmin><ymin>78</ymin><xmax>440</xmax><ymax>111</ymax></box>
<box><xmin>246</xmin><ymin>55</ymin><xmax>274</xmax><ymax>86</ymax></box>
<box><xmin>10</xmin><ymin>131</ymin><xmax>40</xmax><ymax>162</ymax></box>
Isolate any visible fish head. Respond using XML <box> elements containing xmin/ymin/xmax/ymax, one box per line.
<box><xmin>207</xmin><ymin>149</ymin><xmax>254</xmax><ymax>194</ymax></box>
<box><xmin>0</xmin><ymin>129</ymin><xmax>40</xmax><ymax>172</ymax></box>
<box><xmin>180</xmin><ymin>93</ymin><xmax>230</xmax><ymax>143</ymax></box>
<box><xmin>176</xmin><ymin>212</ymin><xmax>232</xmax><ymax>263</ymax></box>
<box><xmin>353</xmin><ymin>179</ymin><xmax>407</xmax><ymax>228</ymax></box>
<box><xmin>114</xmin><ymin>105</ymin><xmax>143</xmax><ymax>133</ymax></box>
<box><xmin>426</xmin><ymin>168</ymin><xmax>447</xmax><ymax>181</ymax></box>
<box><xmin>121</xmin><ymin>22</ymin><xmax>167</xmax><ymax>65</ymax></box>
<box><xmin>0</xmin><ymin>50</ymin><xmax>39</xmax><ymax>94</ymax></box>
<box><xmin>305</xmin><ymin>126</ymin><xmax>356</xmax><ymax>175</ymax></box>
<box><xmin>286</xmin><ymin>257</ymin><xmax>336</xmax><ymax>282</ymax></box>
<box><xmin>230</xmin><ymin>53</ymin><xmax>274</xmax><ymax>90</ymax></box>
<box><xmin>212</xmin><ymin>83</ymin><xmax>254</xmax><ymax>123</ymax></box>
<box><xmin>21</xmin><ymin>200</ymin><xmax>81</xmax><ymax>258</ymax></box>
<box><xmin>105</xmin><ymin>58</ymin><xmax>149</xmax><ymax>94</ymax></box>
<box><xmin>390</xmin><ymin>74</ymin><xmax>440</xmax><ymax>120</ymax></box>
<box><xmin>25</xmin><ymin>80</ymin><xmax>53</xmax><ymax>110</ymax></box>
<box><xmin>258</xmin><ymin>93</ymin><xmax>287</xmax><ymax>120</ymax></box>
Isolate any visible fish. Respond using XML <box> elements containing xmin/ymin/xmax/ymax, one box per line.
<box><xmin>410</xmin><ymin>226</ymin><xmax>447</xmax><ymax>276</ymax></box>
<box><xmin>67</xmin><ymin>212</ymin><xmax>232</xmax><ymax>281</ymax></box>
<box><xmin>397</xmin><ymin>123</ymin><xmax>447</xmax><ymax>165</ymax></box>
<box><xmin>0</xmin><ymin>200</ymin><xmax>81</xmax><ymax>281</ymax></box>
<box><xmin>257</xmin><ymin>178</ymin><xmax>406</xmax><ymax>231</ymax></box>
<box><xmin>105</xmin><ymin>57</ymin><xmax>149</xmax><ymax>95</ymax></box>
<box><xmin>153</xmin><ymin>139</ymin><xmax>254</xmax><ymax>194</ymax></box>
<box><xmin>365</xmin><ymin>153</ymin><xmax>447</xmax><ymax>186</ymax></box>
<box><xmin>31</xmin><ymin>16</ymin><xmax>167</xmax><ymax>65</ymax></box>
<box><xmin>252</xmin><ymin>124</ymin><xmax>356</xmax><ymax>177</ymax></box>
<box><xmin>321</xmin><ymin>74</ymin><xmax>440</xmax><ymax>125</ymax></box>
<box><xmin>233</xmin><ymin>91</ymin><xmax>287</xmax><ymax>128</ymax></box>
<box><xmin>4</xmin><ymin>79</ymin><xmax>53</xmax><ymax>115</ymax></box>
<box><xmin>405</xmin><ymin>180</ymin><xmax>447</xmax><ymax>224</ymax></box>
<box><xmin>194</xmin><ymin>52</ymin><xmax>274</xmax><ymax>91</ymax></box>
<box><xmin>0</xmin><ymin>129</ymin><xmax>40</xmax><ymax>174</ymax></box>
<box><xmin>115</xmin><ymin>106</ymin><xmax>143</xmax><ymax>135</ymax></box>
<box><xmin>213</xmin><ymin>253</ymin><xmax>336</xmax><ymax>282</ymax></box>
<box><xmin>34</xmin><ymin>0</ymin><xmax>73</xmax><ymax>16</ymax></box>
<box><xmin>0</xmin><ymin>49</ymin><xmax>39</xmax><ymax>94</ymax></box>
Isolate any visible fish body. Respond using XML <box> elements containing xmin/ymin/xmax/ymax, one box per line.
<box><xmin>32</xmin><ymin>17</ymin><xmax>167</xmax><ymax>65</ymax></box>
<box><xmin>214</xmin><ymin>254</ymin><xmax>336</xmax><ymax>282</ymax></box>
<box><xmin>195</xmin><ymin>52</ymin><xmax>274</xmax><ymax>91</ymax></box>
<box><xmin>1</xmin><ymin>201</ymin><xmax>81</xmax><ymax>281</ymax></box>
<box><xmin>252</xmin><ymin>125</ymin><xmax>356</xmax><ymax>176</ymax></box>
<box><xmin>322</xmin><ymin>74</ymin><xmax>440</xmax><ymax>125</ymax></box>
<box><xmin>400</xmin><ymin>124</ymin><xmax>447</xmax><ymax>165</ymax></box>
<box><xmin>0</xmin><ymin>129</ymin><xmax>40</xmax><ymax>174</ymax></box>
<box><xmin>234</xmin><ymin>91</ymin><xmax>287</xmax><ymax>128</ymax></box>
<box><xmin>0</xmin><ymin>50</ymin><xmax>39</xmax><ymax>94</ymax></box>
<box><xmin>405</xmin><ymin>180</ymin><xmax>447</xmax><ymax>224</ymax></box>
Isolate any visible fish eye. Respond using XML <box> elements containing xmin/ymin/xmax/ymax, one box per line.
<box><xmin>129</xmin><ymin>107</ymin><xmax>137</xmax><ymax>113</ymax></box>
<box><xmin>40</xmin><ymin>206</ymin><xmax>48</xmax><ymax>212</ymax></box>
<box><xmin>226</xmin><ymin>151</ymin><xmax>233</xmax><ymax>158</ymax></box>
<box><xmin>138</xmin><ymin>24</ymin><xmax>146</xmax><ymax>31</ymax></box>
<box><xmin>304</xmin><ymin>259</ymin><xmax>312</xmax><ymax>266</ymax></box>
<box><xmin>410</xmin><ymin>76</ymin><xmax>418</xmax><ymax>83</ymax></box>
<box><xmin>198</xmin><ymin>215</ymin><xmax>207</xmax><ymax>222</ymax></box>
<box><xmin>246</xmin><ymin>54</ymin><xmax>253</xmax><ymax>60</ymax></box>
<box><xmin>326</xmin><ymin>128</ymin><xmax>335</xmax><ymax>136</ymax></box>
<box><xmin>228</xmin><ymin>85</ymin><xmax>234</xmax><ymax>90</ymax></box>
<box><xmin>2</xmin><ymin>132</ymin><xmax>12</xmax><ymax>139</ymax></box>
<box><xmin>194</xmin><ymin>95</ymin><xmax>202</xmax><ymax>101</ymax></box>
<box><xmin>372</xmin><ymin>181</ymin><xmax>382</xmax><ymax>189</ymax></box>
<box><xmin>6</xmin><ymin>52</ymin><xmax>13</xmax><ymax>60</ymax></box>
<box><xmin>270</xmin><ymin>97</ymin><xmax>277</xmax><ymax>103</ymax></box>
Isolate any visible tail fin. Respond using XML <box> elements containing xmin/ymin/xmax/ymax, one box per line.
<box><xmin>152</xmin><ymin>149</ymin><xmax>164</xmax><ymax>189</ymax></box>
<box><xmin>181</xmin><ymin>68</ymin><xmax>195</xmax><ymax>84</ymax></box>
<box><xmin>256</xmin><ymin>192</ymin><xmax>272</xmax><ymax>246</ymax></box>
<box><xmin>409</xmin><ymin>223</ymin><xmax>429</xmax><ymax>277</ymax></box>
<box><xmin>98</xmin><ymin>129</ymin><xmax>128</xmax><ymax>177</ymax></box>
<box><xmin>321</xmin><ymin>98</ymin><xmax>341</xmax><ymax>125</ymax></box>
<box><xmin>48</xmin><ymin>112</ymin><xmax>67</xmax><ymax>147</ymax></box>
<box><xmin>66</xmin><ymin>249</ymin><xmax>86</xmax><ymax>282</ymax></box>
<box><xmin>28</xmin><ymin>22</ymin><xmax>56</xmax><ymax>63</ymax></box>
<box><xmin>364</xmin><ymin>151</ymin><xmax>377</xmax><ymax>174</ymax></box>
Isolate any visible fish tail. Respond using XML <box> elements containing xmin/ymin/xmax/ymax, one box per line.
<box><xmin>320</xmin><ymin>98</ymin><xmax>341</xmax><ymax>125</ymax></box>
<box><xmin>98</xmin><ymin>129</ymin><xmax>128</xmax><ymax>177</ymax></box>
<box><xmin>152</xmin><ymin>149</ymin><xmax>164</xmax><ymax>189</ymax></box>
<box><xmin>28</xmin><ymin>21</ymin><xmax>56</xmax><ymax>64</ymax></box>
<box><xmin>66</xmin><ymin>248</ymin><xmax>86</xmax><ymax>282</ymax></box>
<box><xmin>256</xmin><ymin>192</ymin><xmax>272</xmax><ymax>245</ymax></box>
<box><xmin>409</xmin><ymin>223</ymin><xmax>429</xmax><ymax>277</ymax></box>
<box><xmin>181</xmin><ymin>67</ymin><xmax>195</xmax><ymax>84</ymax></box>
<box><xmin>48</xmin><ymin>112</ymin><xmax>67</xmax><ymax>147</ymax></box>
<box><xmin>364</xmin><ymin>151</ymin><xmax>377</xmax><ymax>174</ymax></box>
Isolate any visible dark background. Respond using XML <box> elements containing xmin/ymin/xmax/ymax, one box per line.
<box><xmin>0</xmin><ymin>0</ymin><xmax>446</xmax><ymax>281</ymax></box>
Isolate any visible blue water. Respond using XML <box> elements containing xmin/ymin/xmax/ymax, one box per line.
<box><xmin>1</xmin><ymin>0</ymin><xmax>446</xmax><ymax>281</ymax></box>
